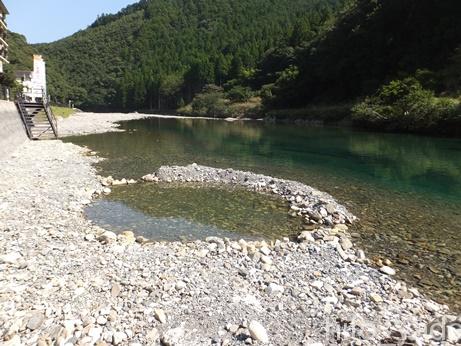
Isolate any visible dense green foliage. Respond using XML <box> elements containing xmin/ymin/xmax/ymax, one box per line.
<box><xmin>263</xmin><ymin>0</ymin><xmax>461</xmax><ymax>108</ymax></box>
<box><xmin>178</xmin><ymin>84</ymin><xmax>262</xmax><ymax>118</ymax></box>
<box><xmin>32</xmin><ymin>0</ymin><xmax>346</xmax><ymax>109</ymax></box>
<box><xmin>0</xmin><ymin>32</ymin><xmax>37</xmax><ymax>94</ymax></box>
<box><xmin>352</xmin><ymin>78</ymin><xmax>461</xmax><ymax>133</ymax></box>
<box><xmin>7</xmin><ymin>32</ymin><xmax>37</xmax><ymax>70</ymax></box>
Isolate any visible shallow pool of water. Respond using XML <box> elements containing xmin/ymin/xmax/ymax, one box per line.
<box><xmin>66</xmin><ymin>117</ymin><xmax>461</xmax><ymax>310</ymax></box>
<box><xmin>86</xmin><ymin>183</ymin><xmax>301</xmax><ymax>241</ymax></box>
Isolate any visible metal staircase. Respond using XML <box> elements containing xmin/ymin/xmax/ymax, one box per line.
<box><xmin>16</xmin><ymin>90</ymin><xmax>58</xmax><ymax>140</ymax></box>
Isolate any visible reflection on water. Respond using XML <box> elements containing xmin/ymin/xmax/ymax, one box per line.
<box><xmin>66</xmin><ymin>118</ymin><xmax>461</xmax><ymax>310</ymax></box>
<box><xmin>86</xmin><ymin>184</ymin><xmax>301</xmax><ymax>241</ymax></box>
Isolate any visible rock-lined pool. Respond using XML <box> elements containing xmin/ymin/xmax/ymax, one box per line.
<box><xmin>86</xmin><ymin>183</ymin><xmax>301</xmax><ymax>241</ymax></box>
<box><xmin>66</xmin><ymin>117</ymin><xmax>461</xmax><ymax>310</ymax></box>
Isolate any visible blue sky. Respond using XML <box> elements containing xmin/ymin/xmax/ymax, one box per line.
<box><xmin>4</xmin><ymin>0</ymin><xmax>138</xmax><ymax>44</ymax></box>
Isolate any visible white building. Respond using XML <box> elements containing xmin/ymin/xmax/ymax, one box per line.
<box><xmin>0</xmin><ymin>0</ymin><xmax>9</xmax><ymax>74</ymax></box>
<box><xmin>16</xmin><ymin>55</ymin><xmax>48</xmax><ymax>102</ymax></box>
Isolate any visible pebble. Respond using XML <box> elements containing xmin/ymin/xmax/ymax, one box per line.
<box><xmin>266</xmin><ymin>283</ymin><xmax>284</xmax><ymax>296</ymax></box>
<box><xmin>161</xmin><ymin>327</ymin><xmax>185</xmax><ymax>346</ymax></box>
<box><xmin>112</xmin><ymin>331</ymin><xmax>127</xmax><ymax>345</ymax></box>
<box><xmin>380</xmin><ymin>266</ymin><xmax>396</xmax><ymax>276</ymax></box>
<box><xmin>249</xmin><ymin>321</ymin><xmax>269</xmax><ymax>344</ymax></box>
<box><xmin>111</xmin><ymin>282</ymin><xmax>122</xmax><ymax>297</ymax></box>
<box><xmin>369</xmin><ymin>293</ymin><xmax>383</xmax><ymax>304</ymax></box>
<box><xmin>26</xmin><ymin>312</ymin><xmax>45</xmax><ymax>330</ymax></box>
<box><xmin>154</xmin><ymin>308</ymin><xmax>167</xmax><ymax>323</ymax></box>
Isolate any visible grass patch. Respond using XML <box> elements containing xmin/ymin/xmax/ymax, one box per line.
<box><xmin>51</xmin><ymin>106</ymin><xmax>76</xmax><ymax>118</ymax></box>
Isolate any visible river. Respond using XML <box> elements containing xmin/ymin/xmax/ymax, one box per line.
<box><xmin>65</xmin><ymin>117</ymin><xmax>461</xmax><ymax>310</ymax></box>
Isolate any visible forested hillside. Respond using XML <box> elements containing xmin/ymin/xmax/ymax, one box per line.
<box><xmin>32</xmin><ymin>0</ymin><xmax>348</xmax><ymax>110</ymax></box>
<box><xmin>257</xmin><ymin>0</ymin><xmax>461</xmax><ymax>133</ymax></box>
<box><xmin>7</xmin><ymin>32</ymin><xmax>37</xmax><ymax>71</ymax></box>
<box><xmin>266</xmin><ymin>0</ymin><xmax>461</xmax><ymax>106</ymax></box>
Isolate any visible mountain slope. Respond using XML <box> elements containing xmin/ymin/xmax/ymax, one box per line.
<box><xmin>7</xmin><ymin>32</ymin><xmax>38</xmax><ymax>71</ymax></box>
<box><xmin>33</xmin><ymin>0</ymin><xmax>347</xmax><ymax>109</ymax></box>
<box><xmin>268</xmin><ymin>0</ymin><xmax>461</xmax><ymax>108</ymax></box>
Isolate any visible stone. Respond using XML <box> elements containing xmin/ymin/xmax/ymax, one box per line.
<box><xmin>311</xmin><ymin>281</ymin><xmax>324</xmax><ymax>290</ymax></box>
<box><xmin>380</xmin><ymin>266</ymin><xmax>396</xmax><ymax>276</ymax></box>
<box><xmin>260</xmin><ymin>246</ymin><xmax>271</xmax><ymax>256</ymax></box>
<box><xmin>97</xmin><ymin>316</ymin><xmax>107</xmax><ymax>325</ymax></box>
<box><xmin>424</xmin><ymin>301</ymin><xmax>440</xmax><ymax>313</ymax></box>
<box><xmin>446</xmin><ymin>325</ymin><xmax>461</xmax><ymax>344</ymax></box>
<box><xmin>136</xmin><ymin>236</ymin><xmax>149</xmax><ymax>244</ymax></box>
<box><xmin>298</xmin><ymin>231</ymin><xmax>315</xmax><ymax>243</ymax></box>
<box><xmin>147</xmin><ymin>328</ymin><xmax>160</xmax><ymax>342</ymax></box>
<box><xmin>249</xmin><ymin>320</ymin><xmax>269</xmax><ymax>344</ymax></box>
<box><xmin>350</xmin><ymin>287</ymin><xmax>364</xmax><ymax>296</ymax></box>
<box><xmin>226</xmin><ymin>324</ymin><xmax>240</xmax><ymax>335</ymax></box>
<box><xmin>325</xmin><ymin>203</ymin><xmax>336</xmax><ymax>214</ymax></box>
<box><xmin>340</xmin><ymin>237</ymin><xmax>353</xmax><ymax>251</ymax></box>
<box><xmin>118</xmin><ymin>231</ymin><xmax>136</xmax><ymax>244</ymax></box>
<box><xmin>334</xmin><ymin>224</ymin><xmax>348</xmax><ymax>231</ymax></box>
<box><xmin>369</xmin><ymin>293</ymin><xmax>383</xmax><ymax>304</ymax></box>
<box><xmin>0</xmin><ymin>252</ymin><xmax>22</xmax><ymax>264</ymax></box>
<box><xmin>260</xmin><ymin>255</ymin><xmax>273</xmax><ymax>265</ymax></box>
<box><xmin>2</xmin><ymin>335</ymin><xmax>21</xmax><ymax>346</ymax></box>
<box><xmin>27</xmin><ymin>312</ymin><xmax>45</xmax><ymax>330</ymax></box>
<box><xmin>112</xmin><ymin>331</ymin><xmax>127</xmax><ymax>345</ymax></box>
<box><xmin>266</xmin><ymin>283</ymin><xmax>284</xmax><ymax>296</ymax></box>
<box><xmin>98</xmin><ymin>231</ymin><xmax>117</xmax><ymax>244</ymax></box>
<box><xmin>111</xmin><ymin>282</ymin><xmax>122</xmax><ymax>297</ymax></box>
<box><xmin>88</xmin><ymin>327</ymin><xmax>103</xmax><ymax>342</ymax></box>
<box><xmin>161</xmin><ymin>327</ymin><xmax>185</xmax><ymax>346</ymax></box>
<box><xmin>154</xmin><ymin>308</ymin><xmax>167</xmax><ymax>323</ymax></box>
<box><xmin>84</xmin><ymin>234</ymin><xmax>95</xmax><ymax>241</ymax></box>
<box><xmin>175</xmin><ymin>281</ymin><xmax>187</xmax><ymax>290</ymax></box>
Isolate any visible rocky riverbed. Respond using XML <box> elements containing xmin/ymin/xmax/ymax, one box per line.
<box><xmin>58</xmin><ymin>112</ymin><xmax>154</xmax><ymax>136</ymax></box>
<box><xmin>143</xmin><ymin>164</ymin><xmax>356</xmax><ymax>229</ymax></box>
<box><xmin>0</xmin><ymin>119</ymin><xmax>460</xmax><ymax>344</ymax></box>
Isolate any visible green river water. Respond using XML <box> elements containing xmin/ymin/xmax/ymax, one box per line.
<box><xmin>65</xmin><ymin>117</ymin><xmax>461</xmax><ymax>310</ymax></box>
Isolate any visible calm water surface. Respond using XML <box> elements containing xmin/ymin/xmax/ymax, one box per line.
<box><xmin>65</xmin><ymin>118</ymin><xmax>461</xmax><ymax>310</ymax></box>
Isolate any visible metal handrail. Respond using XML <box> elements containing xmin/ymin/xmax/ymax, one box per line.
<box><xmin>41</xmin><ymin>88</ymin><xmax>58</xmax><ymax>138</ymax></box>
<box><xmin>15</xmin><ymin>95</ymin><xmax>33</xmax><ymax>139</ymax></box>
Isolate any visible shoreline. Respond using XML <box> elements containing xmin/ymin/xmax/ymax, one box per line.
<box><xmin>0</xmin><ymin>114</ymin><xmax>459</xmax><ymax>345</ymax></box>
<box><xmin>58</xmin><ymin>112</ymin><xmax>261</xmax><ymax>137</ymax></box>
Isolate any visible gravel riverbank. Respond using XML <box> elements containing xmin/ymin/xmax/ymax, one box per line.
<box><xmin>58</xmin><ymin>112</ymin><xmax>253</xmax><ymax>137</ymax></box>
<box><xmin>0</xmin><ymin>115</ymin><xmax>460</xmax><ymax>345</ymax></box>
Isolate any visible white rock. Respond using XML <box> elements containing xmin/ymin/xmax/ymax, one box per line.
<box><xmin>340</xmin><ymin>237</ymin><xmax>353</xmax><ymax>251</ymax></box>
<box><xmin>311</xmin><ymin>280</ymin><xmax>324</xmax><ymax>289</ymax></box>
<box><xmin>175</xmin><ymin>281</ymin><xmax>187</xmax><ymax>290</ymax></box>
<box><xmin>97</xmin><ymin>316</ymin><xmax>107</xmax><ymax>325</ymax></box>
<box><xmin>260</xmin><ymin>246</ymin><xmax>271</xmax><ymax>256</ymax></box>
<box><xmin>2</xmin><ymin>335</ymin><xmax>21</xmax><ymax>346</ymax></box>
<box><xmin>154</xmin><ymin>308</ymin><xmax>167</xmax><ymax>323</ymax></box>
<box><xmin>0</xmin><ymin>252</ymin><xmax>22</xmax><ymax>264</ymax></box>
<box><xmin>112</xmin><ymin>331</ymin><xmax>127</xmax><ymax>345</ymax></box>
<box><xmin>446</xmin><ymin>325</ymin><xmax>461</xmax><ymax>344</ymax></box>
<box><xmin>266</xmin><ymin>283</ymin><xmax>284</xmax><ymax>296</ymax></box>
<box><xmin>260</xmin><ymin>255</ymin><xmax>273</xmax><ymax>265</ymax></box>
<box><xmin>249</xmin><ymin>320</ymin><xmax>269</xmax><ymax>344</ymax></box>
<box><xmin>369</xmin><ymin>293</ymin><xmax>383</xmax><ymax>303</ymax></box>
<box><xmin>379</xmin><ymin>266</ymin><xmax>396</xmax><ymax>276</ymax></box>
<box><xmin>161</xmin><ymin>327</ymin><xmax>185</xmax><ymax>346</ymax></box>
<box><xmin>88</xmin><ymin>327</ymin><xmax>103</xmax><ymax>342</ymax></box>
<box><xmin>298</xmin><ymin>231</ymin><xmax>315</xmax><ymax>243</ymax></box>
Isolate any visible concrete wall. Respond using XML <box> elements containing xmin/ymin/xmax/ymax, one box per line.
<box><xmin>0</xmin><ymin>100</ymin><xmax>28</xmax><ymax>159</ymax></box>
